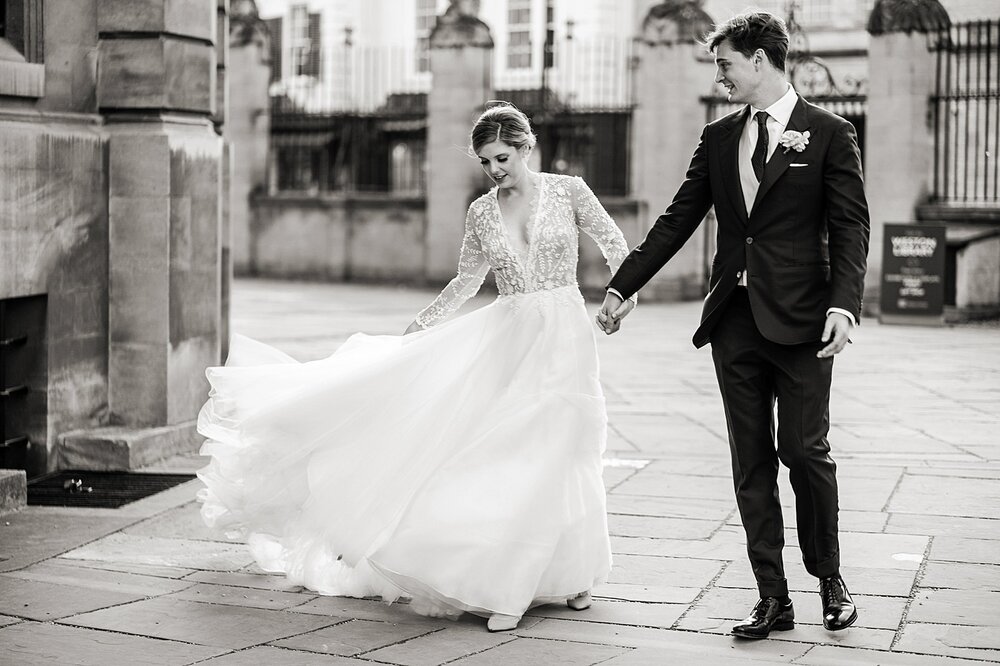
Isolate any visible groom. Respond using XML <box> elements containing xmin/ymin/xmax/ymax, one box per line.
<box><xmin>599</xmin><ymin>11</ymin><xmax>869</xmax><ymax>639</ymax></box>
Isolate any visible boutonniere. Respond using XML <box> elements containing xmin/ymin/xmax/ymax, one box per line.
<box><xmin>779</xmin><ymin>130</ymin><xmax>810</xmax><ymax>153</ymax></box>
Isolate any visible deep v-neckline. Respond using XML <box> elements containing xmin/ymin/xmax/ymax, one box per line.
<box><xmin>493</xmin><ymin>174</ymin><xmax>544</xmax><ymax>265</ymax></box>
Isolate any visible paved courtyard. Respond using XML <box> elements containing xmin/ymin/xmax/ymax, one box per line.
<box><xmin>1</xmin><ymin>278</ymin><xmax>998</xmax><ymax>665</ymax></box>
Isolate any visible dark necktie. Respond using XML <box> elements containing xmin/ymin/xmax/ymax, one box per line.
<box><xmin>752</xmin><ymin>111</ymin><xmax>769</xmax><ymax>183</ymax></box>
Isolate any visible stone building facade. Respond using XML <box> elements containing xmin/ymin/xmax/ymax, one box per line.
<box><xmin>0</xmin><ymin>0</ymin><xmax>229</xmax><ymax>479</ymax></box>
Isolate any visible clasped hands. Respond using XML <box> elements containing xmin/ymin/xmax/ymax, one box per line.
<box><xmin>598</xmin><ymin>292</ymin><xmax>853</xmax><ymax>358</ymax></box>
<box><xmin>596</xmin><ymin>293</ymin><xmax>634</xmax><ymax>335</ymax></box>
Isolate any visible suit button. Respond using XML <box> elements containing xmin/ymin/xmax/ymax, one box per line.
<box><xmin>736</xmin><ymin>271</ymin><xmax>742</xmax><ymax>279</ymax></box>
<box><xmin>745</xmin><ymin>237</ymin><xmax>753</xmax><ymax>245</ymax></box>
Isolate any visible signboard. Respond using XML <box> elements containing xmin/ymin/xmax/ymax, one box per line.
<box><xmin>879</xmin><ymin>223</ymin><xmax>947</xmax><ymax>326</ymax></box>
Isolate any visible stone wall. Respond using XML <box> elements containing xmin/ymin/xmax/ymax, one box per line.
<box><xmin>0</xmin><ymin>123</ymin><xmax>109</xmax><ymax>474</ymax></box>
<box><xmin>0</xmin><ymin>0</ymin><xmax>228</xmax><ymax>476</ymax></box>
<box><xmin>248</xmin><ymin>194</ymin><xmax>641</xmax><ymax>296</ymax></box>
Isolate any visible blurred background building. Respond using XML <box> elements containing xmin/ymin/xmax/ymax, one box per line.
<box><xmin>2</xmin><ymin>0</ymin><xmax>998</xmax><ymax>494</ymax></box>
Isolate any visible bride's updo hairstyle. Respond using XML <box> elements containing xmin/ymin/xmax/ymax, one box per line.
<box><xmin>470</xmin><ymin>101</ymin><xmax>537</xmax><ymax>155</ymax></box>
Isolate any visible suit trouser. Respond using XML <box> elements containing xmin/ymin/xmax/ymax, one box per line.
<box><xmin>709</xmin><ymin>288</ymin><xmax>841</xmax><ymax>597</ymax></box>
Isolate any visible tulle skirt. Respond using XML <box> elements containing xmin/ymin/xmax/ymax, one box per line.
<box><xmin>196</xmin><ymin>285</ymin><xmax>613</xmax><ymax>617</ymax></box>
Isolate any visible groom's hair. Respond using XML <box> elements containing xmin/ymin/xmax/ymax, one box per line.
<box><xmin>705</xmin><ymin>11</ymin><xmax>789</xmax><ymax>73</ymax></box>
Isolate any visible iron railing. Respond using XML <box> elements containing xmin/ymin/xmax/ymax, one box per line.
<box><xmin>931</xmin><ymin>19</ymin><xmax>1000</xmax><ymax>204</ymax></box>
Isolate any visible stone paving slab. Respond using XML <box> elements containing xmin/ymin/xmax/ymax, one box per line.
<box><xmin>526</xmin><ymin>598</ymin><xmax>687</xmax><ymax>629</ymax></box>
<box><xmin>606</xmin><ymin>553</ymin><xmax>725</xmax><ymax>587</ymax></box>
<box><xmin>716</xmin><ymin>560</ymin><xmax>919</xmax><ymax>598</ymax></box>
<box><xmin>60</xmin><ymin>532</ymin><xmax>254</xmax><ymax>571</ymax></box>
<box><xmin>885</xmin><ymin>514</ymin><xmax>1000</xmax><ymax>540</ymax></box>
<box><xmin>799</xmin><ymin>645</ymin><xmax>997</xmax><ymax>665</ymax></box>
<box><xmin>0</xmin><ymin>621</ymin><xmax>227</xmax><ymax>665</ymax></box>
<box><xmin>52</xmin><ymin>556</ymin><xmax>197</xmax><ymax>579</ymax></box>
<box><xmin>609</xmin><ymin>472</ymin><xmax>735</xmax><ymax>501</ymax></box>
<box><xmin>1</xmin><ymin>558</ymin><xmax>194</xmax><ymax>596</ymax></box>
<box><xmin>0</xmin><ymin>613</ymin><xmax>22</xmax><ymax>627</ymax></box>
<box><xmin>608</xmin><ymin>534</ymin><xmax>744</xmax><ymax>560</ymax></box>
<box><xmin>270</xmin><ymin>618</ymin><xmax>437</xmax><ymax>657</ymax></box>
<box><xmin>606</xmin><ymin>491</ymin><xmax>735</xmax><ymax>522</ymax></box>
<box><xmin>594</xmin><ymin>581</ymin><xmax>702</xmax><ymax>604</ymax></box>
<box><xmin>607</xmin><ymin>513</ymin><xmax>722</xmax><ymax>540</ymax></box>
<box><xmin>123</xmin><ymin>500</ymin><xmax>239</xmax><ymax>543</ymax></box>
<box><xmin>889</xmin><ymin>475</ymin><xmax>1000</xmax><ymax>519</ymax></box>
<box><xmin>0</xmin><ymin>508</ymin><xmax>137</xmax><ymax>573</ymax></box>
<box><xmin>0</xmin><ymin>575</ymin><xmax>150</xmax><ymax>621</ymax></box>
<box><xmin>448</xmin><ymin>636</ymin><xmax>631</xmax><ymax>665</ymax></box>
<box><xmin>905</xmin><ymin>589</ymin><xmax>1000</xmax><ymax>627</ymax></box>
<box><xmin>363</xmin><ymin>627</ymin><xmax>515</xmax><ymax>666</ymax></box>
<box><xmin>920</xmin><ymin>561</ymin><xmax>1000</xmax><ymax>591</ymax></box>
<box><xmin>200</xmin><ymin>645</ymin><xmax>370</xmax><ymax>664</ymax></box>
<box><xmin>62</xmin><ymin>596</ymin><xmax>340</xmax><ymax>649</ymax></box>
<box><xmin>515</xmin><ymin>618</ymin><xmax>813</xmax><ymax>661</ymax></box>
<box><xmin>167</xmin><ymin>582</ymin><xmax>317</xmax><ymax>610</ymax></box>
<box><xmin>181</xmin><ymin>569</ymin><xmax>311</xmax><ymax>592</ymax></box>
<box><xmin>930</xmin><ymin>536</ymin><xmax>1000</xmax><ymax>566</ymax></box>
<box><xmin>894</xmin><ymin>623</ymin><xmax>1000</xmax><ymax>661</ymax></box>
<box><xmin>675</xmin><ymin>612</ymin><xmax>897</xmax><ymax>651</ymax></box>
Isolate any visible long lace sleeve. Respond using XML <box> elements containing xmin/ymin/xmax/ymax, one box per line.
<box><xmin>570</xmin><ymin>176</ymin><xmax>633</xmax><ymax>282</ymax></box>
<box><xmin>414</xmin><ymin>205</ymin><xmax>490</xmax><ymax>328</ymax></box>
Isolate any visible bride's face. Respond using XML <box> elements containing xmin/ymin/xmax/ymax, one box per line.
<box><xmin>477</xmin><ymin>140</ymin><xmax>530</xmax><ymax>189</ymax></box>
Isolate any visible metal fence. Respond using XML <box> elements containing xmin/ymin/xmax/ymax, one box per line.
<box><xmin>931</xmin><ymin>19</ymin><xmax>1000</xmax><ymax>204</ymax></box>
<box><xmin>268</xmin><ymin>37</ymin><xmax>635</xmax><ymax>196</ymax></box>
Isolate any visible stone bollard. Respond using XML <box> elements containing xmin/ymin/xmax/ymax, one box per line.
<box><xmin>864</xmin><ymin>0</ymin><xmax>951</xmax><ymax>310</ymax></box>
<box><xmin>630</xmin><ymin>1</ymin><xmax>716</xmax><ymax>301</ymax></box>
<box><xmin>425</xmin><ymin>1</ymin><xmax>494</xmax><ymax>282</ymax></box>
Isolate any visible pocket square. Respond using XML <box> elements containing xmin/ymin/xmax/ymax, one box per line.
<box><xmin>789</xmin><ymin>163</ymin><xmax>809</xmax><ymax>168</ymax></box>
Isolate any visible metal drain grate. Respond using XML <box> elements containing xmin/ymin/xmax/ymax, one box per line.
<box><xmin>27</xmin><ymin>471</ymin><xmax>196</xmax><ymax>508</ymax></box>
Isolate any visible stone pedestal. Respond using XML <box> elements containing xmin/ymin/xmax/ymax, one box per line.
<box><xmin>0</xmin><ymin>470</ymin><xmax>27</xmax><ymax>514</ymax></box>
<box><xmin>864</xmin><ymin>0</ymin><xmax>951</xmax><ymax>310</ymax></box>
<box><xmin>864</xmin><ymin>32</ymin><xmax>938</xmax><ymax>308</ymax></box>
<box><xmin>629</xmin><ymin>3</ymin><xmax>716</xmax><ymax>300</ymax></box>
<box><xmin>425</xmin><ymin>9</ymin><xmax>493</xmax><ymax>281</ymax></box>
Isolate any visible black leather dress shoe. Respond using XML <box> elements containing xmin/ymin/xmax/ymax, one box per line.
<box><xmin>820</xmin><ymin>576</ymin><xmax>858</xmax><ymax>631</ymax></box>
<box><xmin>731</xmin><ymin>597</ymin><xmax>795</xmax><ymax>639</ymax></box>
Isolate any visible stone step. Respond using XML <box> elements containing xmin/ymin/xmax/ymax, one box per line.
<box><xmin>57</xmin><ymin>422</ymin><xmax>200</xmax><ymax>472</ymax></box>
<box><xmin>0</xmin><ymin>468</ymin><xmax>27</xmax><ymax>514</ymax></box>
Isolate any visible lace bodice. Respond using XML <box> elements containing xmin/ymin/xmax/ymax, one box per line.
<box><xmin>416</xmin><ymin>173</ymin><xmax>631</xmax><ymax>328</ymax></box>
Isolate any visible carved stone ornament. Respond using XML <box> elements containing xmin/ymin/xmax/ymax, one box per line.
<box><xmin>430</xmin><ymin>0</ymin><xmax>494</xmax><ymax>48</ymax></box>
<box><xmin>231</xmin><ymin>0</ymin><xmax>268</xmax><ymax>48</ymax></box>
<box><xmin>640</xmin><ymin>0</ymin><xmax>714</xmax><ymax>46</ymax></box>
<box><xmin>867</xmin><ymin>0</ymin><xmax>951</xmax><ymax>36</ymax></box>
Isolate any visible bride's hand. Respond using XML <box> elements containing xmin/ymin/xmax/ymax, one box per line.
<box><xmin>404</xmin><ymin>320</ymin><xmax>425</xmax><ymax>335</ymax></box>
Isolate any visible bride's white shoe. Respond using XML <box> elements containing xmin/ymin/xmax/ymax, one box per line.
<box><xmin>567</xmin><ymin>591</ymin><xmax>592</xmax><ymax>611</ymax></box>
<box><xmin>487</xmin><ymin>613</ymin><xmax>521</xmax><ymax>632</ymax></box>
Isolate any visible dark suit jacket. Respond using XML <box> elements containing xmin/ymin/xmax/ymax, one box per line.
<box><xmin>608</xmin><ymin>96</ymin><xmax>870</xmax><ymax>348</ymax></box>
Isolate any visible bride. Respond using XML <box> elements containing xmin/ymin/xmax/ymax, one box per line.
<box><xmin>196</xmin><ymin>102</ymin><xmax>636</xmax><ymax>632</ymax></box>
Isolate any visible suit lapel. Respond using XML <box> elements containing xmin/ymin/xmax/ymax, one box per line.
<box><xmin>750</xmin><ymin>96</ymin><xmax>809</xmax><ymax>215</ymax></box>
<box><xmin>719</xmin><ymin>106</ymin><xmax>750</xmax><ymax>226</ymax></box>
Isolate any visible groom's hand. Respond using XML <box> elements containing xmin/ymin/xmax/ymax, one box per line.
<box><xmin>597</xmin><ymin>292</ymin><xmax>634</xmax><ymax>335</ymax></box>
<box><xmin>817</xmin><ymin>313</ymin><xmax>852</xmax><ymax>358</ymax></box>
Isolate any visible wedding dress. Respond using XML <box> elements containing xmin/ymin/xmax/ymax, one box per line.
<box><xmin>197</xmin><ymin>173</ymin><xmax>629</xmax><ymax>618</ymax></box>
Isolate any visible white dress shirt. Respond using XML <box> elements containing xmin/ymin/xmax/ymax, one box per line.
<box><xmin>610</xmin><ymin>83</ymin><xmax>855</xmax><ymax>327</ymax></box>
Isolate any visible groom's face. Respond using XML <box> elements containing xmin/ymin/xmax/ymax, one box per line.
<box><xmin>714</xmin><ymin>40</ymin><xmax>761</xmax><ymax>105</ymax></box>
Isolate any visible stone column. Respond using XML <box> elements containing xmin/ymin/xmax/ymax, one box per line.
<box><xmin>630</xmin><ymin>2</ymin><xmax>716</xmax><ymax>300</ymax></box>
<box><xmin>59</xmin><ymin>0</ymin><xmax>226</xmax><ymax>469</ymax></box>
<box><xmin>227</xmin><ymin>1</ymin><xmax>272</xmax><ymax>277</ymax></box>
<box><xmin>425</xmin><ymin>2</ymin><xmax>494</xmax><ymax>281</ymax></box>
<box><xmin>864</xmin><ymin>0</ymin><xmax>951</xmax><ymax>307</ymax></box>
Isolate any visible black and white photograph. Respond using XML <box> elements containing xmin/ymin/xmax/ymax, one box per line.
<box><xmin>1</xmin><ymin>0</ymin><xmax>998</xmax><ymax>664</ymax></box>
